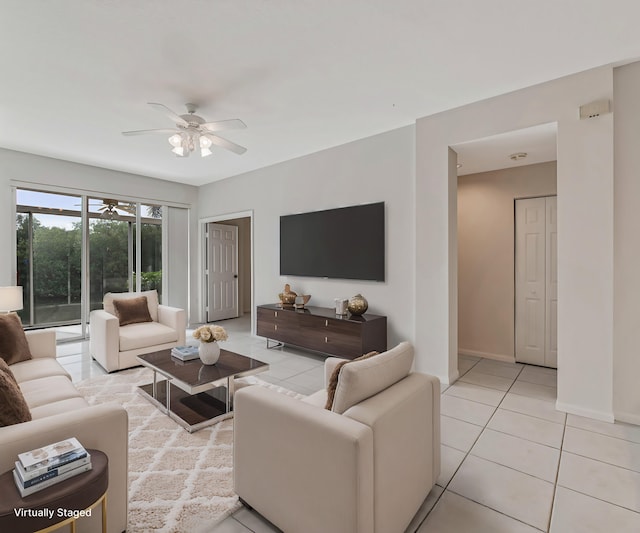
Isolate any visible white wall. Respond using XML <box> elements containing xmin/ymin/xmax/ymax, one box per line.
<box><xmin>416</xmin><ymin>66</ymin><xmax>615</xmax><ymax>420</ymax></box>
<box><xmin>197</xmin><ymin>126</ymin><xmax>416</xmax><ymax>348</ymax></box>
<box><xmin>0</xmin><ymin>148</ymin><xmax>199</xmax><ymax>317</ymax></box>
<box><xmin>613</xmin><ymin>61</ymin><xmax>640</xmax><ymax>425</ymax></box>
<box><xmin>458</xmin><ymin>162</ymin><xmax>557</xmax><ymax>361</ymax></box>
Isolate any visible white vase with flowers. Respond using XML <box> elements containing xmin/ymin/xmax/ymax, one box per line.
<box><xmin>193</xmin><ymin>324</ymin><xmax>228</xmax><ymax>365</ymax></box>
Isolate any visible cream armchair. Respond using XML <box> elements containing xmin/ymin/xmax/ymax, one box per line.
<box><xmin>89</xmin><ymin>289</ymin><xmax>186</xmax><ymax>372</ymax></box>
<box><xmin>234</xmin><ymin>342</ymin><xmax>440</xmax><ymax>533</ymax></box>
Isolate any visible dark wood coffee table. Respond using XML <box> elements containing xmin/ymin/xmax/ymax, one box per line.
<box><xmin>137</xmin><ymin>349</ymin><xmax>269</xmax><ymax>432</ymax></box>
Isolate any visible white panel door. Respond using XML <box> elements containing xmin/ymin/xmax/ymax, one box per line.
<box><xmin>515</xmin><ymin>196</ymin><xmax>558</xmax><ymax>368</ymax></box>
<box><xmin>545</xmin><ymin>197</ymin><xmax>558</xmax><ymax>367</ymax></box>
<box><xmin>515</xmin><ymin>198</ymin><xmax>547</xmax><ymax>365</ymax></box>
<box><xmin>206</xmin><ymin>223</ymin><xmax>239</xmax><ymax>322</ymax></box>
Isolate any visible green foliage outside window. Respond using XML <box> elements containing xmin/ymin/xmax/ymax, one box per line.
<box><xmin>16</xmin><ymin>214</ymin><xmax>162</xmax><ymax>325</ymax></box>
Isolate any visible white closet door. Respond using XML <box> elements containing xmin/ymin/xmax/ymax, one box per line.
<box><xmin>515</xmin><ymin>196</ymin><xmax>558</xmax><ymax>368</ymax></box>
<box><xmin>515</xmin><ymin>198</ymin><xmax>547</xmax><ymax>365</ymax></box>
<box><xmin>545</xmin><ymin>197</ymin><xmax>558</xmax><ymax>367</ymax></box>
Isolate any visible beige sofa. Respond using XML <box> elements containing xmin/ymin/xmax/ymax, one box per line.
<box><xmin>234</xmin><ymin>342</ymin><xmax>440</xmax><ymax>533</ymax></box>
<box><xmin>0</xmin><ymin>330</ymin><xmax>128</xmax><ymax>533</ymax></box>
<box><xmin>90</xmin><ymin>289</ymin><xmax>186</xmax><ymax>372</ymax></box>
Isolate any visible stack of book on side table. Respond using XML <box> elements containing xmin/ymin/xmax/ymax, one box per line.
<box><xmin>13</xmin><ymin>437</ymin><xmax>92</xmax><ymax>497</ymax></box>
<box><xmin>171</xmin><ymin>345</ymin><xmax>200</xmax><ymax>361</ymax></box>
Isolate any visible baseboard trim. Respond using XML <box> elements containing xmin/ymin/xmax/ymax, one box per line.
<box><xmin>555</xmin><ymin>401</ymin><xmax>615</xmax><ymax>423</ymax></box>
<box><xmin>613</xmin><ymin>411</ymin><xmax>640</xmax><ymax>426</ymax></box>
<box><xmin>458</xmin><ymin>349</ymin><xmax>515</xmax><ymax>364</ymax></box>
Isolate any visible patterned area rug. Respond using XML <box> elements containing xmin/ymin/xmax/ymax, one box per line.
<box><xmin>76</xmin><ymin>367</ymin><xmax>303</xmax><ymax>533</ymax></box>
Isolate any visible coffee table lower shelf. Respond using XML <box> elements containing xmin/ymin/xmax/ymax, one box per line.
<box><xmin>138</xmin><ymin>380</ymin><xmax>232</xmax><ymax>433</ymax></box>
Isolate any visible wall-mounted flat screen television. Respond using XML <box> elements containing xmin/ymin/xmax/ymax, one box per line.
<box><xmin>280</xmin><ymin>202</ymin><xmax>385</xmax><ymax>281</ymax></box>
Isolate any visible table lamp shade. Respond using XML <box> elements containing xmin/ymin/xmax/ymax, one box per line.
<box><xmin>0</xmin><ymin>286</ymin><xmax>23</xmax><ymax>312</ymax></box>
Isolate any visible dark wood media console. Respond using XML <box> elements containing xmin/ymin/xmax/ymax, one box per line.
<box><xmin>257</xmin><ymin>304</ymin><xmax>387</xmax><ymax>359</ymax></box>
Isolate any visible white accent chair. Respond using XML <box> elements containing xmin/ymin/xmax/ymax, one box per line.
<box><xmin>89</xmin><ymin>289</ymin><xmax>186</xmax><ymax>372</ymax></box>
<box><xmin>234</xmin><ymin>342</ymin><xmax>440</xmax><ymax>533</ymax></box>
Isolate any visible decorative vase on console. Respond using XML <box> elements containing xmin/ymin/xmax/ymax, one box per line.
<box><xmin>192</xmin><ymin>324</ymin><xmax>228</xmax><ymax>365</ymax></box>
<box><xmin>278</xmin><ymin>284</ymin><xmax>297</xmax><ymax>306</ymax></box>
<box><xmin>348</xmin><ymin>294</ymin><xmax>368</xmax><ymax>316</ymax></box>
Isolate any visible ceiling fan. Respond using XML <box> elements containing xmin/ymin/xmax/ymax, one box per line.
<box><xmin>88</xmin><ymin>199</ymin><xmax>137</xmax><ymax>218</ymax></box>
<box><xmin>122</xmin><ymin>102</ymin><xmax>247</xmax><ymax>158</ymax></box>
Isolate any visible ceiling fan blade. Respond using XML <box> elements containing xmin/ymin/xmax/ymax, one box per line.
<box><xmin>205</xmin><ymin>134</ymin><xmax>247</xmax><ymax>155</ymax></box>
<box><xmin>147</xmin><ymin>102</ymin><xmax>189</xmax><ymax>126</ymax></box>
<box><xmin>201</xmin><ymin>119</ymin><xmax>247</xmax><ymax>132</ymax></box>
<box><xmin>122</xmin><ymin>128</ymin><xmax>179</xmax><ymax>136</ymax></box>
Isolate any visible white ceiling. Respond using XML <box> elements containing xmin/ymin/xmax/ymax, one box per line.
<box><xmin>1</xmin><ymin>1</ymin><xmax>639</xmax><ymax>186</ymax></box>
<box><xmin>454</xmin><ymin>122</ymin><xmax>558</xmax><ymax>176</ymax></box>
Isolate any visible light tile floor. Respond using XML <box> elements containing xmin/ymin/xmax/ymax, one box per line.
<box><xmin>57</xmin><ymin>316</ymin><xmax>640</xmax><ymax>532</ymax></box>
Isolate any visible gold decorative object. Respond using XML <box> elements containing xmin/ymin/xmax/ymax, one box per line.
<box><xmin>294</xmin><ymin>294</ymin><xmax>312</xmax><ymax>309</ymax></box>
<box><xmin>348</xmin><ymin>293</ymin><xmax>368</xmax><ymax>316</ymax></box>
<box><xmin>278</xmin><ymin>284</ymin><xmax>297</xmax><ymax>306</ymax></box>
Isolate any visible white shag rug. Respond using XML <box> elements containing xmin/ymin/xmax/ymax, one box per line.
<box><xmin>76</xmin><ymin>367</ymin><xmax>303</xmax><ymax>533</ymax></box>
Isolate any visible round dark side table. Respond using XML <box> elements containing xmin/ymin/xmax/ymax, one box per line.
<box><xmin>0</xmin><ymin>449</ymin><xmax>108</xmax><ymax>533</ymax></box>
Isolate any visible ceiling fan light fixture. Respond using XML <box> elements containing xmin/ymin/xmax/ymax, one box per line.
<box><xmin>168</xmin><ymin>133</ymin><xmax>182</xmax><ymax>148</ymax></box>
<box><xmin>126</xmin><ymin>103</ymin><xmax>247</xmax><ymax>159</ymax></box>
<box><xmin>199</xmin><ymin>135</ymin><xmax>213</xmax><ymax>157</ymax></box>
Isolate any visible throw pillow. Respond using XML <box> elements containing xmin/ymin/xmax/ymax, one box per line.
<box><xmin>112</xmin><ymin>296</ymin><xmax>153</xmax><ymax>326</ymax></box>
<box><xmin>0</xmin><ymin>358</ymin><xmax>32</xmax><ymax>426</ymax></box>
<box><xmin>330</xmin><ymin>341</ymin><xmax>415</xmax><ymax>414</ymax></box>
<box><xmin>0</xmin><ymin>358</ymin><xmax>17</xmax><ymax>385</ymax></box>
<box><xmin>0</xmin><ymin>312</ymin><xmax>32</xmax><ymax>365</ymax></box>
<box><xmin>325</xmin><ymin>351</ymin><xmax>378</xmax><ymax>410</ymax></box>
<box><xmin>103</xmin><ymin>290</ymin><xmax>159</xmax><ymax>321</ymax></box>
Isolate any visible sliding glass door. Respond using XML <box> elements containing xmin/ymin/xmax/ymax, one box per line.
<box><xmin>16</xmin><ymin>191</ymin><xmax>82</xmax><ymax>336</ymax></box>
<box><xmin>16</xmin><ymin>189</ymin><xmax>164</xmax><ymax>341</ymax></box>
<box><xmin>137</xmin><ymin>204</ymin><xmax>163</xmax><ymax>298</ymax></box>
<box><xmin>88</xmin><ymin>198</ymin><xmax>134</xmax><ymax>312</ymax></box>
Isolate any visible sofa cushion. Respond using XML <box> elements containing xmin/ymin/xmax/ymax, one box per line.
<box><xmin>0</xmin><ymin>358</ymin><xmax>32</xmax><ymax>426</ymax></box>
<box><xmin>10</xmin><ymin>358</ymin><xmax>71</xmax><ymax>384</ymax></box>
<box><xmin>330</xmin><ymin>342</ymin><xmax>414</xmax><ymax>415</ymax></box>
<box><xmin>0</xmin><ymin>313</ymin><xmax>32</xmax><ymax>365</ymax></box>
<box><xmin>19</xmin><ymin>375</ymin><xmax>82</xmax><ymax>409</ymax></box>
<box><xmin>119</xmin><ymin>321</ymin><xmax>179</xmax><ymax>352</ymax></box>
<box><xmin>104</xmin><ymin>289</ymin><xmax>159</xmax><ymax>322</ymax></box>
<box><xmin>302</xmin><ymin>389</ymin><xmax>328</xmax><ymax>408</ymax></box>
<box><xmin>30</xmin><ymin>397</ymin><xmax>90</xmax><ymax>420</ymax></box>
<box><xmin>325</xmin><ymin>351</ymin><xmax>378</xmax><ymax>410</ymax></box>
<box><xmin>113</xmin><ymin>296</ymin><xmax>153</xmax><ymax>326</ymax></box>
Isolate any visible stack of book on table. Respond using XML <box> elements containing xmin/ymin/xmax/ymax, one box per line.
<box><xmin>13</xmin><ymin>437</ymin><xmax>92</xmax><ymax>497</ymax></box>
<box><xmin>171</xmin><ymin>345</ymin><xmax>200</xmax><ymax>361</ymax></box>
